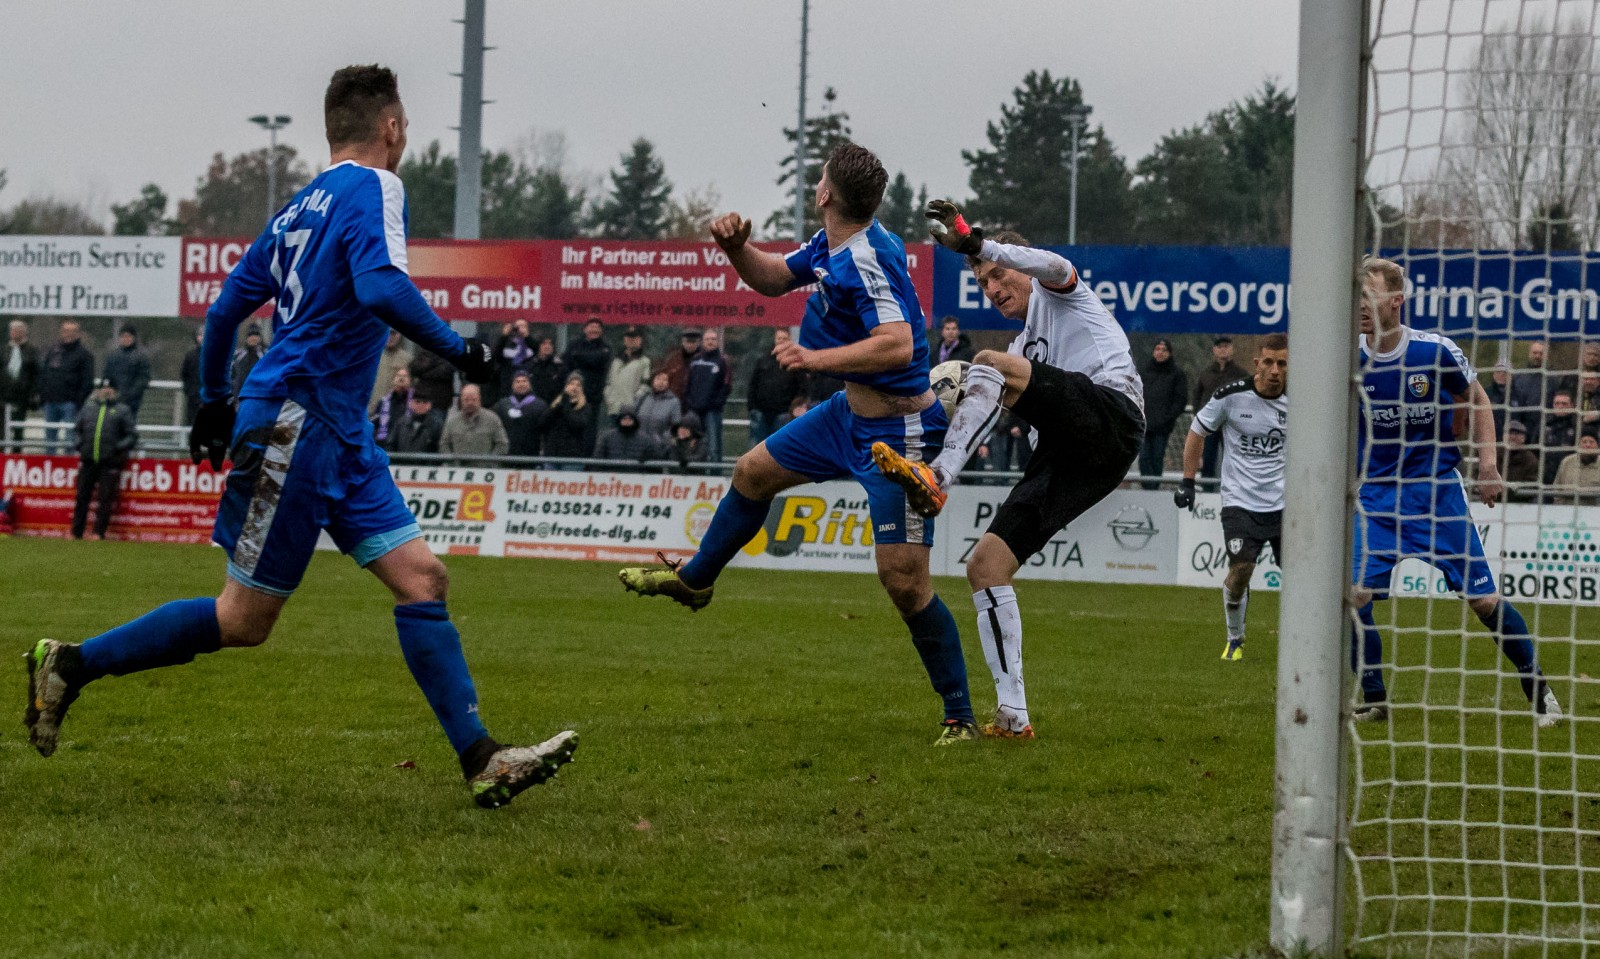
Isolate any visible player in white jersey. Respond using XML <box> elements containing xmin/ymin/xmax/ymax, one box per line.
<box><xmin>873</xmin><ymin>201</ymin><xmax>1145</xmax><ymax>737</ymax></box>
<box><xmin>1174</xmin><ymin>333</ymin><xmax>1288</xmax><ymax>661</ymax></box>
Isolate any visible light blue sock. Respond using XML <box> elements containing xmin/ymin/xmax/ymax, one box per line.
<box><xmin>906</xmin><ymin>596</ymin><xmax>974</xmax><ymax>724</ymax></box>
<box><xmin>394</xmin><ymin>602</ymin><xmax>488</xmax><ymax>755</ymax></box>
<box><xmin>78</xmin><ymin>598</ymin><xmax>222</xmax><ymax>682</ymax></box>
<box><xmin>679</xmin><ymin>488</ymin><xmax>771</xmax><ymax>590</ymax></box>
<box><xmin>1351</xmin><ymin>602</ymin><xmax>1386</xmax><ymax>702</ymax></box>
<box><xmin>1475</xmin><ymin>599</ymin><xmax>1545</xmax><ymax>703</ymax></box>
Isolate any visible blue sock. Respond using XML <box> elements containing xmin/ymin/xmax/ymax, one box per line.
<box><xmin>78</xmin><ymin>598</ymin><xmax>222</xmax><ymax>682</ymax></box>
<box><xmin>905</xmin><ymin>596</ymin><xmax>974</xmax><ymax>724</ymax></box>
<box><xmin>394</xmin><ymin>602</ymin><xmax>488</xmax><ymax>756</ymax></box>
<box><xmin>679</xmin><ymin>488</ymin><xmax>771</xmax><ymax>590</ymax></box>
<box><xmin>1351</xmin><ymin>602</ymin><xmax>1386</xmax><ymax>702</ymax></box>
<box><xmin>1476</xmin><ymin>599</ymin><xmax>1544</xmax><ymax>703</ymax></box>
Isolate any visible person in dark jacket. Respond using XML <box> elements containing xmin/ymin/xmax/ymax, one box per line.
<box><xmin>1138</xmin><ymin>338</ymin><xmax>1188</xmax><ymax>490</ymax></box>
<box><xmin>1189</xmin><ymin>336</ymin><xmax>1249</xmax><ymax>479</ymax></box>
<box><xmin>389</xmin><ymin>394</ymin><xmax>446</xmax><ymax>455</ymax></box>
<box><xmin>230</xmin><ymin>324</ymin><xmax>266</xmax><ymax>398</ymax></box>
<box><xmin>931</xmin><ymin>317</ymin><xmax>976</xmax><ymax>368</ymax></box>
<box><xmin>2</xmin><ymin>320</ymin><xmax>41</xmax><ymax>451</ymax></box>
<box><xmin>671</xmin><ymin>411</ymin><xmax>709</xmax><ymax>472</ymax></box>
<box><xmin>493</xmin><ymin>370</ymin><xmax>547</xmax><ymax>457</ymax></box>
<box><xmin>37</xmin><ymin>320</ymin><xmax>97</xmax><ymax>453</ymax></box>
<box><xmin>179</xmin><ymin>328</ymin><xmax>204</xmax><ymax>424</ymax></box>
<box><xmin>685</xmin><ymin>328</ymin><xmax>732</xmax><ymax>461</ymax></box>
<box><xmin>408</xmin><ymin>348</ymin><xmax>457</xmax><ymax>409</ymax></box>
<box><xmin>527</xmin><ymin>337</ymin><xmax>566</xmax><ymax>404</ymax></box>
<box><xmin>1544</xmin><ymin>390</ymin><xmax>1581</xmax><ymax>485</ymax></box>
<box><xmin>540</xmin><ymin>372</ymin><xmax>597</xmax><ymax>463</ymax></box>
<box><xmin>370</xmin><ymin>367</ymin><xmax>413</xmax><ymax>450</ymax></box>
<box><xmin>660</xmin><ymin>328</ymin><xmax>702</xmax><ymax>399</ymax></box>
<box><xmin>102</xmin><ymin>324</ymin><xmax>153</xmax><ymax>418</ymax></box>
<box><xmin>746</xmin><ymin>329</ymin><xmax>806</xmax><ymax>447</ymax></box>
<box><xmin>71</xmin><ymin>382</ymin><xmax>137</xmax><ymax>539</ymax></box>
<box><xmin>493</xmin><ymin>319</ymin><xmax>537</xmax><ymax>404</ymax></box>
<box><xmin>563</xmin><ymin>317</ymin><xmax>613</xmax><ymax>404</ymax></box>
<box><xmin>595</xmin><ymin>403</ymin><xmax>659</xmax><ymax>462</ymax></box>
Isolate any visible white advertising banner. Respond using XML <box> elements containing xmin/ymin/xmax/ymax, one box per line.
<box><xmin>376</xmin><ymin>467</ymin><xmax>1600</xmax><ymax>607</ymax></box>
<box><xmin>0</xmin><ymin>236</ymin><xmax>180</xmax><ymax>316</ymax></box>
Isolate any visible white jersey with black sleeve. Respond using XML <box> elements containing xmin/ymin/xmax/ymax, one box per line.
<box><xmin>981</xmin><ymin>239</ymin><xmax>1145</xmax><ymax>416</ymax></box>
<box><xmin>1190</xmin><ymin>379</ymin><xmax>1288</xmax><ymax>513</ymax></box>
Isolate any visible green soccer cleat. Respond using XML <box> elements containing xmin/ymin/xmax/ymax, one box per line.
<box><xmin>24</xmin><ymin>639</ymin><xmax>83</xmax><ymax>758</ymax></box>
<box><xmin>933</xmin><ymin>719</ymin><xmax>981</xmax><ymax>746</ymax></box>
<box><xmin>619</xmin><ymin>551</ymin><xmax>714</xmax><ymax>612</ymax></box>
<box><xmin>1221</xmin><ymin>637</ymin><xmax>1244</xmax><ymax>661</ymax></box>
<box><xmin>468</xmin><ymin>731</ymin><xmax>580</xmax><ymax>809</ymax></box>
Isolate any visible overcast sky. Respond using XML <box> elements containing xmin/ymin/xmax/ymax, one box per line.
<box><xmin>1</xmin><ymin>1</ymin><xmax>1297</xmax><ymax>233</ymax></box>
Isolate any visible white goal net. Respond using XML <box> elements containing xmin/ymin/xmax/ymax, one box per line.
<box><xmin>1353</xmin><ymin>0</ymin><xmax>1600</xmax><ymax>954</ymax></box>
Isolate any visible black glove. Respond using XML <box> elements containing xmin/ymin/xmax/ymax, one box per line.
<box><xmin>925</xmin><ymin>199</ymin><xmax>984</xmax><ymax>256</ymax></box>
<box><xmin>189</xmin><ymin>398</ymin><xmax>236</xmax><ymax>472</ymax></box>
<box><xmin>1173</xmin><ymin>477</ymin><xmax>1197</xmax><ymax>511</ymax></box>
<box><xmin>452</xmin><ymin>336</ymin><xmax>496</xmax><ymax>385</ymax></box>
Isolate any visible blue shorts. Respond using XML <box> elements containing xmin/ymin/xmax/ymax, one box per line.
<box><xmin>213</xmin><ymin>398</ymin><xmax>421</xmax><ymax>596</ymax></box>
<box><xmin>1352</xmin><ymin>473</ymin><xmax>1495</xmax><ymax>598</ymax></box>
<box><xmin>764</xmin><ymin>391</ymin><xmax>946</xmax><ymax>547</ymax></box>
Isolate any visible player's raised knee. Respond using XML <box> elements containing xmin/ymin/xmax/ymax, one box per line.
<box><xmin>973</xmin><ymin>349</ymin><xmax>1005</xmax><ymax>368</ymax></box>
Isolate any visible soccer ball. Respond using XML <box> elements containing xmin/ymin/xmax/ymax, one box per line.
<box><xmin>930</xmin><ymin>360</ymin><xmax>970</xmax><ymax>420</ymax></box>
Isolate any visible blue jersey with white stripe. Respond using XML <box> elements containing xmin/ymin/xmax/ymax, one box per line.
<box><xmin>1358</xmin><ymin>328</ymin><xmax>1475</xmax><ymax>483</ymax></box>
<box><xmin>225</xmin><ymin>160</ymin><xmax>411</xmax><ymax>443</ymax></box>
<box><xmin>783</xmin><ymin>222</ymin><xmax>930</xmax><ymax>396</ymax></box>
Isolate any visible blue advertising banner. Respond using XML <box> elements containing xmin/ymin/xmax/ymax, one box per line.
<box><xmin>930</xmin><ymin>244</ymin><xmax>1600</xmax><ymax>339</ymax></box>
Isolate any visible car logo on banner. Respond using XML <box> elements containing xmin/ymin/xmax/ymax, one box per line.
<box><xmin>1108</xmin><ymin>506</ymin><xmax>1159</xmax><ymax>551</ymax></box>
<box><xmin>1407</xmin><ymin>373</ymin><xmax>1430</xmax><ymax>397</ymax></box>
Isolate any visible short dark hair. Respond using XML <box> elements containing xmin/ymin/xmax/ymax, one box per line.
<box><xmin>585</xmin><ymin>317</ymin><xmax>604</xmax><ymax>328</ymax></box>
<box><xmin>968</xmin><ymin>229</ymin><xmax>1029</xmax><ymax>271</ymax></box>
<box><xmin>325</xmin><ymin>65</ymin><xmax>401</xmax><ymax>148</ymax></box>
<box><xmin>1261</xmin><ymin>332</ymin><xmax>1288</xmax><ymax>352</ymax></box>
<box><xmin>941</xmin><ymin>316</ymin><xmax>960</xmax><ymax>328</ymax></box>
<box><xmin>824</xmin><ymin>142</ymin><xmax>888</xmax><ymax>222</ymax></box>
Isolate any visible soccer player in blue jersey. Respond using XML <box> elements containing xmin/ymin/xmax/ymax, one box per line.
<box><xmin>618</xmin><ymin>142</ymin><xmax>977</xmax><ymax>744</ymax></box>
<box><xmin>24</xmin><ymin>65</ymin><xmax>577</xmax><ymax>807</ymax></box>
<box><xmin>1352</xmin><ymin>257</ymin><xmax>1561</xmax><ymax>727</ymax></box>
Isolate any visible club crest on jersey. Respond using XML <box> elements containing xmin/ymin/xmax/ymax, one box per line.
<box><xmin>1407</xmin><ymin>373</ymin><xmax>1430</xmax><ymax>398</ymax></box>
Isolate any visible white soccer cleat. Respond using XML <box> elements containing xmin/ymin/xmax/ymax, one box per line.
<box><xmin>1537</xmin><ymin>688</ymin><xmax>1563</xmax><ymax>729</ymax></box>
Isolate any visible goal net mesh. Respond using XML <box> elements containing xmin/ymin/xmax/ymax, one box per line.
<box><xmin>1355</xmin><ymin>0</ymin><xmax>1600</xmax><ymax>953</ymax></box>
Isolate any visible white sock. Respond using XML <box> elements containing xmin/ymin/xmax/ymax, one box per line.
<box><xmin>974</xmin><ymin>585</ymin><xmax>1027</xmax><ymax>729</ymax></box>
<box><xmin>1224</xmin><ymin>585</ymin><xmax>1248</xmax><ymax>640</ymax></box>
<box><xmin>932</xmin><ymin>364</ymin><xmax>1006</xmax><ymax>486</ymax></box>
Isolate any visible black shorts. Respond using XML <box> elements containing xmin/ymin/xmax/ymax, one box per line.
<box><xmin>1220</xmin><ymin>506</ymin><xmax>1282</xmax><ymax>565</ymax></box>
<box><xmin>988</xmin><ymin>361</ymin><xmax>1145</xmax><ymax>563</ymax></box>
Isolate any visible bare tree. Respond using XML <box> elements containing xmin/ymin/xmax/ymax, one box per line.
<box><xmin>661</xmin><ymin>184</ymin><xmax>721</xmax><ymax>240</ymax></box>
<box><xmin>1436</xmin><ymin>14</ymin><xmax>1600</xmax><ymax>250</ymax></box>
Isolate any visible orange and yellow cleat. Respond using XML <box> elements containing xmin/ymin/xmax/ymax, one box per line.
<box><xmin>870</xmin><ymin>442</ymin><xmax>947</xmax><ymax>518</ymax></box>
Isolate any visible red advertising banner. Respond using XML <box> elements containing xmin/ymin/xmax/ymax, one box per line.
<box><xmin>1</xmin><ymin>455</ymin><xmax>226</xmax><ymax>544</ymax></box>
<box><xmin>180</xmin><ymin>237</ymin><xmax>935</xmax><ymax>328</ymax></box>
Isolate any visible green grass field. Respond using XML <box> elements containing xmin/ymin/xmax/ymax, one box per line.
<box><xmin>1</xmin><ymin>539</ymin><xmax>1593</xmax><ymax>958</ymax></box>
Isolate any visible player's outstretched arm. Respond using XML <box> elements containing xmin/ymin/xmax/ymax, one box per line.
<box><xmin>925</xmin><ymin>198</ymin><xmax>1076</xmax><ymax>289</ymax></box>
<box><xmin>710</xmin><ymin>213</ymin><xmax>795</xmax><ymax>297</ymax></box>
<box><xmin>353</xmin><ymin>267</ymin><xmax>493</xmax><ymax>384</ymax></box>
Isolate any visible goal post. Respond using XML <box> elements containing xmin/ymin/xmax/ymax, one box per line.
<box><xmin>1271</xmin><ymin>0</ymin><xmax>1368</xmax><ymax>954</ymax></box>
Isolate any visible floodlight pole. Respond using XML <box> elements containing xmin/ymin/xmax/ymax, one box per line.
<box><xmin>1067</xmin><ymin>105</ymin><xmax>1090</xmax><ymax>246</ymax></box>
<box><xmin>249</xmin><ymin>114</ymin><xmax>292</xmax><ymax>220</ymax></box>
<box><xmin>793</xmin><ymin>0</ymin><xmax>810</xmax><ymax>242</ymax></box>
<box><xmin>1271</xmin><ymin>0</ymin><xmax>1367</xmax><ymax>955</ymax></box>
<box><xmin>453</xmin><ymin>0</ymin><xmax>487</xmax><ymax>242</ymax></box>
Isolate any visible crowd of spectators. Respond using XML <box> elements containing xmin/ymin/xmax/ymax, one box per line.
<box><xmin>6</xmin><ymin>314</ymin><xmax>1600</xmax><ymax>504</ymax></box>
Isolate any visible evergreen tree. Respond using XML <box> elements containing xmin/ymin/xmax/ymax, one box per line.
<box><xmin>398</xmin><ymin>140</ymin><xmax>457</xmax><ymax>239</ymax></box>
<box><xmin>767</xmin><ymin>87</ymin><xmax>853</xmax><ymax>239</ymax></box>
<box><xmin>962</xmin><ymin>71</ymin><xmax>1132</xmax><ymax>244</ymax></box>
<box><xmin>1131</xmin><ymin>81</ymin><xmax>1295</xmax><ymax>245</ymax></box>
<box><xmin>111</xmin><ymin>184</ymin><xmax>175</xmax><ymax>236</ymax></box>
<box><xmin>592</xmin><ymin>138</ymin><xmax>673</xmax><ymax>239</ymax></box>
<box><xmin>878</xmin><ymin>172</ymin><xmax>923</xmax><ymax>242</ymax></box>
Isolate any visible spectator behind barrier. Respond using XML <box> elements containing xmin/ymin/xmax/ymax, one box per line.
<box><xmin>230</xmin><ymin>323</ymin><xmax>266</xmax><ymax>398</ymax></box>
<box><xmin>541</xmin><ymin>371</ymin><xmax>597</xmax><ymax>461</ymax></box>
<box><xmin>103</xmin><ymin>323</ymin><xmax>152</xmax><ymax>418</ymax></box>
<box><xmin>493</xmin><ymin>320</ymin><xmax>536</xmax><ymax>404</ymax></box>
<box><xmin>371</xmin><ymin>330</ymin><xmax>413</xmax><ymax>413</ymax></box>
<box><xmin>1190</xmin><ymin>335</ymin><xmax>1248</xmax><ymax>480</ymax></box>
<box><xmin>564</xmin><ymin>316</ymin><xmax>613</xmax><ymax>404</ymax></box>
<box><xmin>1542</xmin><ymin>390</ymin><xmax>1579</xmax><ymax>485</ymax></box>
<box><xmin>595</xmin><ymin>403</ymin><xmax>660</xmax><ymax>463</ymax></box>
<box><xmin>1</xmin><ymin>319</ymin><xmax>41</xmax><ymax>452</ymax></box>
<box><xmin>371</xmin><ymin>367</ymin><xmax>413</xmax><ymax>450</ymax></box>
<box><xmin>660</xmin><ymin>327</ymin><xmax>701</xmax><ymax>400</ymax></box>
<box><xmin>1501</xmin><ymin>419</ymin><xmax>1541</xmax><ymax>496</ymax></box>
<box><xmin>1138</xmin><ymin>338</ymin><xmax>1187</xmax><ymax>490</ymax></box>
<box><xmin>179</xmin><ymin>327</ymin><xmax>203</xmax><ymax>424</ymax></box>
<box><xmin>493</xmin><ymin>370</ymin><xmax>547</xmax><ymax>457</ymax></box>
<box><xmin>37</xmin><ymin>320</ymin><xmax>96</xmax><ymax>454</ymax></box>
<box><xmin>1553</xmin><ymin>431</ymin><xmax>1600</xmax><ymax>504</ymax></box>
<box><xmin>672</xmin><ymin>411</ymin><xmax>709</xmax><ymax>471</ymax></box>
<box><xmin>390</xmin><ymin>394</ymin><xmax>445</xmax><ymax>455</ymax></box>
<box><xmin>636</xmin><ymin>369</ymin><xmax>682</xmax><ymax>450</ymax></box>
<box><xmin>685</xmin><ymin>328</ymin><xmax>732</xmax><ymax>462</ymax></box>
<box><xmin>71</xmin><ymin>381</ymin><xmax>137</xmax><ymax>540</ymax></box>
<box><xmin>440</xmin><ymin>384</ymin><xmax>508</xmax><ymax>462</ymax></box>
<box><xmin>527</xmin><ymin>337</ymin><xmax>566</xmax><ymax>404</ymax></box>
<box><xmin>747</xmin><ymin>329</ymin><xmax>805</xmax><ymax>448</ymax></box>
<box><xmin>605</xmin><ymin>325</ymin><xmax>652</xmax><ymax>416</ymax></box>
<box><xmin>931</xmin><ymin>316</ymin><xmax>975</xmax><ymax>368</ymax></box>
<box><xmin>407</xmin><ymin>347</ymin><xmax>456</xmax><ymax>409</ymax></box>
